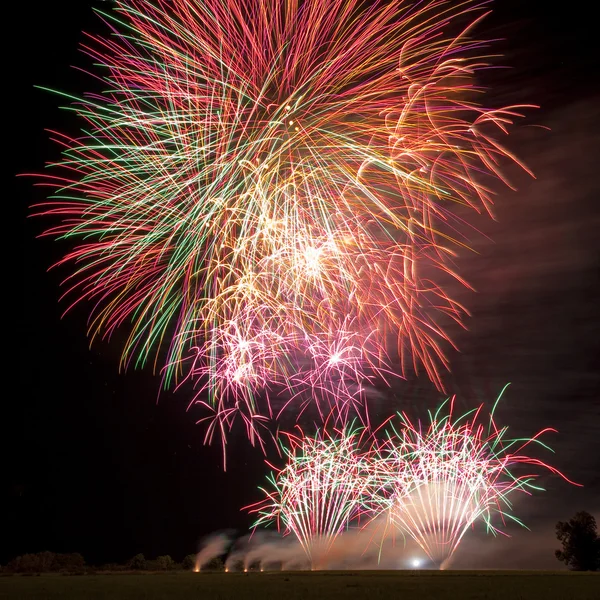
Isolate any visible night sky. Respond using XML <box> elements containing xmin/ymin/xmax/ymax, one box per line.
<box><xmin>7</xmin><ymin>1</ymin><xmax>599</xmax><ymax>567</ymax></box>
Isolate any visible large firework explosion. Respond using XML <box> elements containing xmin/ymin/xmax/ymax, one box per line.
<box><xmin>367</xmin><ymin>391</ymin><xmax>579</xmax><ymax>567</ymax></box>
<box><xmin>33</xmin><ymin>0</ymin><xmax>532</xmax><ymax>441</ymax></box>
<box><xmin>248</xmin><ymin>427</ymin><xmax>371</xmax><ymax>569</ymax></box>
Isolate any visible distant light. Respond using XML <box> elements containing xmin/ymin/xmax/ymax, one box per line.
<box><xmin>412</xmin><ymin>558</ymin><xmax>422</xmax><ymax>568</ymax></box>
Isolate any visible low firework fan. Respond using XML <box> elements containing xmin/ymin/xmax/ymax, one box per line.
<box><xmin>249</xmin><ymin>390</ymin><xmax>578</xmax><ymax>569</ymax></box>
<box><xmin>248</xmin><ymin>426</ymin><xmax>372</xmax><ymax>569</ymax></box>
<box><xmin>368</xmin><ymin>388</ymin><xmax>579</xmax><ymax>567</ymax></box>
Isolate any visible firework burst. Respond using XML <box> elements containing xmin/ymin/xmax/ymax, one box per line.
<box><xmin>369</xmin><ymin>389</ymin><xmax>579</xmax><ymax>567</ymax></box>
<box><xmin>248</xmin><ymin>426</ymin><xmax>371</xmax><ymax>569</ymax></box>
<box><xmin>33</xmin><ymin>0</ymin><xmax>532</xmax><ymax>441</ymax></box>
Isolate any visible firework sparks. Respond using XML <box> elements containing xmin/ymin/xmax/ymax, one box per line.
<box><xmin>369</xmin><ymin>389</ymin><xmax>579</xmax><ymax>567</ymax></box>
<box><xmin>33</xmin><ymin>0</ymin><xmax>532</xmax><ymax>441</ymax></box>
<box><xmin>248</xmin><ymin>427</ymin><xmax>371</xmax><ymax>569</ymax></box>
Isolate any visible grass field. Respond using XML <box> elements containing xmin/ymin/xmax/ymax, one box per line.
<box><xmin>1</xmin><ymin>570</ymin><xmax>598</xmax><ymax>600</ymax></box>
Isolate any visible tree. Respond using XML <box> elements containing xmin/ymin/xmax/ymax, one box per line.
<box><xmin>53</xmin><ymin>553</ymin><xmax>85</xmax><ymax>572</ymax></box>
<box><xmin>204</xmin><ymin>557</ymin><xmax>224</xmax><ymax>571</ymax></box>
<box><xmin>231</xmin><ymin>559</ymin><xmax>245</xmax><ymax>572</ymax></box>
<box><xmin>7</xmin><ymin>552</ymin><xmax>55</xmax><ymax>573</ymax></box>
<box><xmin>555</xmin><ymin>511</ymin><xmax>600</xmax><ymax>571</ymax></box>
<box><xmin>182</xmin><ymin>554</ymin><xmax>197</xmax><ymax>571</ymax></box>
<box><xmin>155</xmin><ymin>555</ymin><xmax>175</xmax><ymax>571</ymax></box>
<box><xmin>128</xmin><ymin>553</ymin><xmax>147</xmax><ymax>570</ymax></box>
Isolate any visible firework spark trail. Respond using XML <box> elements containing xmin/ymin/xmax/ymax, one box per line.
<box><xmin>368</xmin><ymin>390</ymin><xmax>579</xmax><ymax>567</ymax></box>
<box><xmin>249</xmin><ymin>392</ymin><xmax>577</xmax><ymax>569</ymax></box>
<box><xmin>248</xmin><ymin>427</ymin><xmax>372</xmax><ymax>569</ymax></box>
<box><xmin>33</xmin><ymin>0</ymin><xmax>533</xmax><ymax>441</ymax></box>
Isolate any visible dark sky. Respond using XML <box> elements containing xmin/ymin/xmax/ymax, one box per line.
<box><xmin>6</xmin><ymin>1</ymin><xmax>599</xmax><ymax>567</ymax></box>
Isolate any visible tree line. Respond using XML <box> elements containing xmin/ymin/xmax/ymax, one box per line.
<box><xmin>2</xmin><ymin>511</ymin><xmax>598</xmax><ymax>574</ymax></box>
<box><xmin>0</xmin><ymin>552</ymin><xmax>224</xmax><ymax>575</ymax></box>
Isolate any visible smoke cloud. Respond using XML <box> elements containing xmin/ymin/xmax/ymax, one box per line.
<box><xmin>196</xmin><ymin>508</ymin><xmax>599</xmax><ymax>571</ymax></box>
<box><xmin>204</xmin><ymin>519</ymin><xmax>430</xmax><ymax>571</ymax></box>
<box><xmin>194</xmin><ymin>531</ymin><xmax>235</xmax><ymax>571</ymax></box>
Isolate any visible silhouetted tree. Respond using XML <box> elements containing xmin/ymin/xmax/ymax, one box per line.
<box><xmin>128</xmin><ymin>553</ymin><xmax>147</xmax><ymax>570</ymax></box>
<box><xmin>182</xmin><ymin>554</ymin><xmax>197</xmax><ymax>571</ymax></box>
<box><xmin>155</xmin><ymin>555</ymin><xmax>175</xmax><ymax>570</ymax></box>
<box><xmin>204</xmin><ymin>557</ymin><xmax>224</xmax><ymax>571</ymax></box>
<box><xmin>225</xmin><ymin>559</ymin><xmax>245</xmax><ymax>572</ymax></box>
<box><xmin>7</xmin><ymin>552</ymin><xmax>54</xmax><ymax>573</ymax></box>
<box><xmin>555</xmin><ymin>511</ymin><xmax>600</xmax><ymax>571</ymax></box>
<box><xmin>6</xmin><ymin>551</ymin><xmax>86</xmax><ymax>573</ymax></box>
<box><xmin>53</xmin><ymin>553</ymin><xmax>85</xmax><ymax>572</ymax></box>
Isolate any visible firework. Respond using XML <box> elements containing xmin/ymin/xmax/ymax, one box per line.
<box><xmin>369</xmin><ymin>390</ymin><xmax>578</xmax><ymax>567</ymax></box>
<box><xmin>248</xmin><ymin>427</ymin><xmax>371</xmax><ymax>569</ymax></box>
<box><xmin>33</xmin><ymin>0</ymin><xmax>532</xmax><ymax>439</ymax></box>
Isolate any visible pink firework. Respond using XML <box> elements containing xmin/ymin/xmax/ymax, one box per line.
<box><xmin>33</xmin><ymin>0</ymin><xmax>533</xmax><ymax>442</ymax></box>
<box><xmin>369</xmin><ymin>392</ymin><xmax>580</xmax><ymax>567</ymax></box>
<box><xmin>249</xmin><ymin>426</ymin><xmax>372</xmax><ymax>569</ymax></box>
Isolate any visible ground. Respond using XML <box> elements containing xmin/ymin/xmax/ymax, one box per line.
<box><xmin>1</xmin><ymin>571</ymin><xmax>598</xmax><ymax>600</ymax></box>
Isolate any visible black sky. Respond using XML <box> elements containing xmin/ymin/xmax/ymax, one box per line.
<box><xmin>6</xmin><ymin>1</ymin><xmax>600</xmax><ymax>567</ymax></box>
